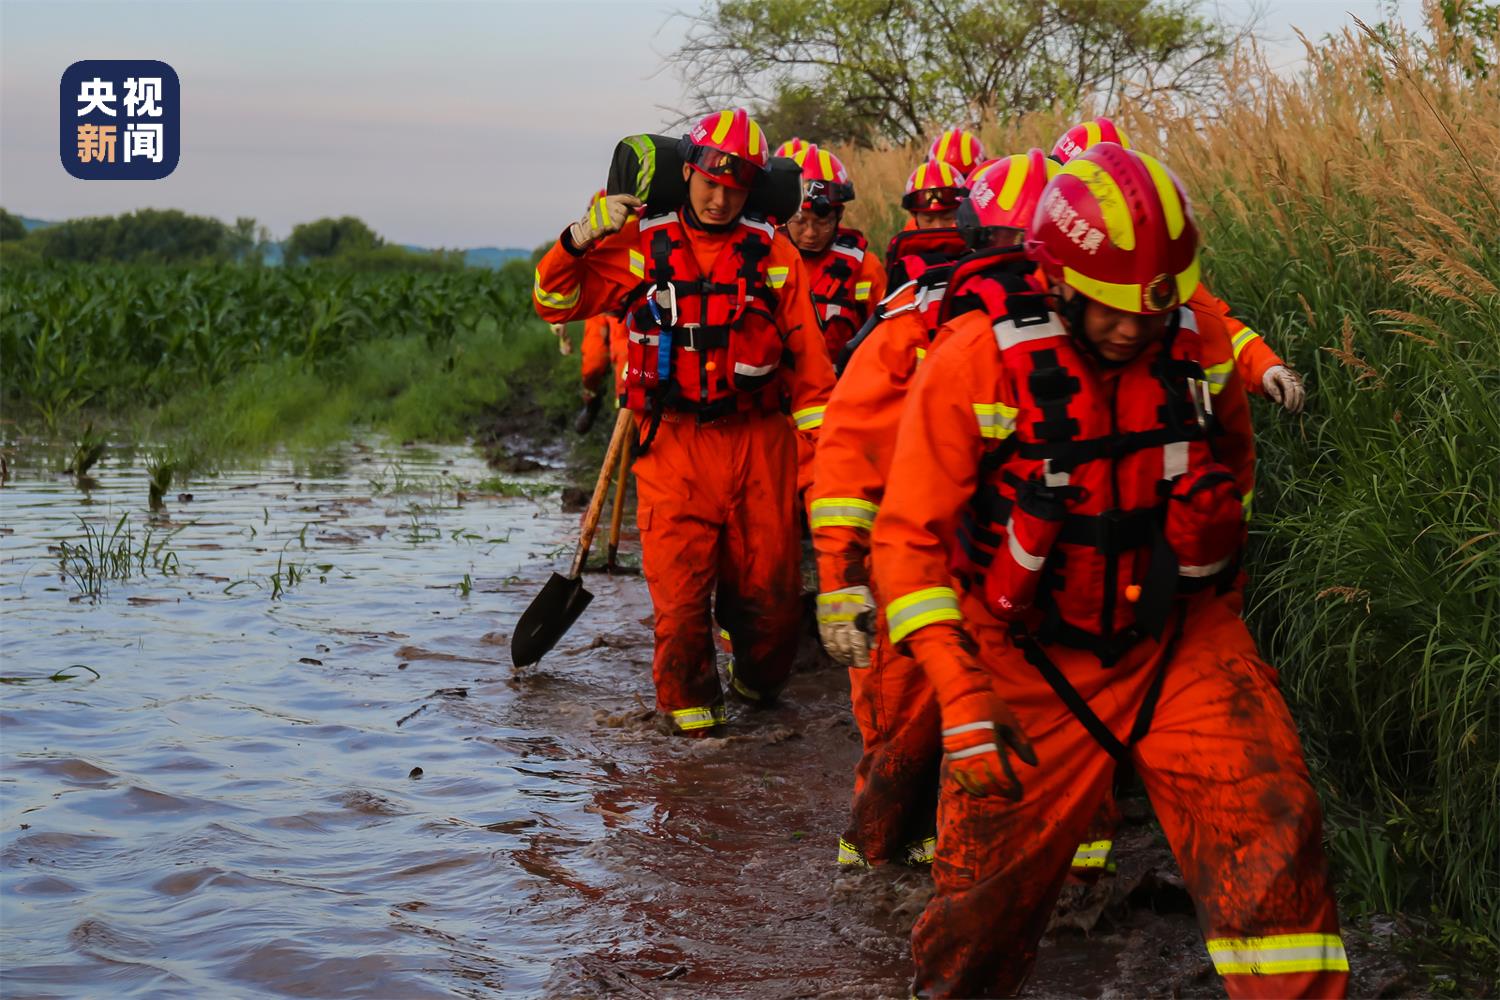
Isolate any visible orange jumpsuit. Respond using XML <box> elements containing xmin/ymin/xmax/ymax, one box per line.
<box><xmin>580</xmin><ymin>313</ymin><xmax>628</xmax><ymax>398</ymax></box>
<box><xmin>811</xmin><ymin>282</ymin><xmax>948</xmax><ymax>867</ymax></box>
<box><xmin>800</xmin><ymin>231</ymin><xmax>887</xmax><ymax>363</ymax></box>
<box><xmin>534</xmin><ymin>214</ymin><xmax>834</xmax><ymax>734</ymax></box>
<box><xmin>1193</xmin><ymin>283</ymin><xmax>1286</xmax><ymax>404</ymax></box>
<box><xmin>872</xmin><ymin>303</ymin><xmax>1345</xmax><ymax>998</ymax></box>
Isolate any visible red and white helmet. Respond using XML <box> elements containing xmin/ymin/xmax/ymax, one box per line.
<box><xmin>928</xmin><ymin>127</ymin><xmax>987</xmax><ymax>175</ymax></box>
<box><xmin>682</xmin><ymin>108</ymin><xmax>770</xmax><ymax>190</ymax></box>
<box><xmin>790</xmin><ymin>144</ymin><xmax>855</xmax><ymax>209</ymax></box>
<box><xmin>1027</xmin><ymin>143</ymin><xmax>1199</xmax><ymax>314</ymax></box>
<box><xmin>902</xmin><ymin>159</ymin><xmax>967</xmax><ymax>213</ymax></box>
<box><xmin>957</xmin><ymin>148</ymin><xmax>1059</xmax><ymax>249</ymax></box>
<box><xmin>1050</xmin><ymin>117</ymin><xmax>1132</xmax><ymax>164</ymax></box>
<box><xmin>774</xmin><ymin>137</ymin><xmax>813</xmax><ymax>159</ymax></box>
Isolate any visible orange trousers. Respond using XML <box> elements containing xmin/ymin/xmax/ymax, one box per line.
<box><xmin>842</xmin><ymin>623</ymin><xmax>942</xmax><ymax>865</ymax></box>
<box><xmin>913</xmin><ymin>594</ymin><xmax>1346</xmax><ymax>999</ymax></box>
<box><xmin>633</xmin><ymin>410</ymin><xmax>803</xmax><ymax>734</ymax></box>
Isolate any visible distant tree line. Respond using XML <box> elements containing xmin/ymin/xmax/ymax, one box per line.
<box><xmin>0</xmin><ymin>207</ymin><xmax>466</xmax><ymax>271</ymax></box>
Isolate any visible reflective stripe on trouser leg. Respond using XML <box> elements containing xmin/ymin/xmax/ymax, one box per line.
<box><xmin>670</xmin><ymin>704</ymin><xmax>726</xmax><ymax>732</ymax></box>
<box><xmin>837</xmin><ymin>838</ymin><xmax>868</xmax><ymax>867</ymax></box>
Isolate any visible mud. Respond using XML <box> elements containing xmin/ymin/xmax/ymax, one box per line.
<box><xmin>1</xmin><ymin>442</ymin><xmax>1423</xmax><ymax>998</ymax></box>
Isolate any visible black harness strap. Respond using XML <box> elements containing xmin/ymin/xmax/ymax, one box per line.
<box><xmin>1013</xmin><ymin>609</ymin><xmax>1185</xmax><ymax>765</ymax></box>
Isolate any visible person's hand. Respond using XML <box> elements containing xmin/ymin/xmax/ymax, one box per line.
<box><xmin>569</xmin><ymin>193</ymin><xmax>643</xmax><ymax>250</ymax></box>
<box><xmin>1262</xmin><ymin>365</ymin><xmax>1305</xmax><ymax>413</ymax></box>
<box><xmin>816</xmin><ymin>585</ymin><xmax>875</xmax><ymax>667</ymax></box>
<box><xmin>941</xmin><ymin>688</ymin><xmax>1038</xmax><ymax>799</ymax></box>
<box><xmin>550</xmin><ymin>323</ymin><xmax>573</xmax><ymax>356</ymax></box>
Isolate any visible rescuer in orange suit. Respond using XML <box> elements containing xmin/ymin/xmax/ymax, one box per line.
<box><xmin>872</xmin><ymin>143</ymin><xmax>1346</xmax><ymax>998</ymax></box>
<box><xmin>573</xmin><ymin>310</ymin><xmax>629</xmax><ymax>433</ymax></box>
<box><xmin>1052</xmin><ymin>118</ymin><xmax>1306</xmax><ymax>417</ymax></box>
<box><xmin>781</xmin><ymin>144</ymin><xmax>886</xmax><ymax>365</ymax></box>
<box><xmin>813</xmin><ymin>151</ymin><xmax>1055</xmax><ymax>869</ymax></box>
<box><xmin>533</xmin><ymin>108</ymin><xmax>835</xmax><ymax>737</ymax></box>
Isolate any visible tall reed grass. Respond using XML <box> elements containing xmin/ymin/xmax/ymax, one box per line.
<box><xmin>841</xmin><ymin>11</ymin><xmax>1499</xmax><ymax>945</ymax></box>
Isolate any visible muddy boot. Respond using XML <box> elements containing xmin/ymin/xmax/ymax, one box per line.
<box><xmin>652</xmin><ymin>705</ymin><xmax>725</xmax><ymax>739</ymax></box>
<box><xmin>573</xmin><ymin>393</ymin><xmax>603</xmax><ymax>434</ymax></box>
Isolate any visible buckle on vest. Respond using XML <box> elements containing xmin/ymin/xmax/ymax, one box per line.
<box><xmin>1188</xmin><ymin>378</ymin><xmax>1213</xmax><ymax>431</ymax></box>
<box><xmin>649</xmin><ymin>283</ymin><xmax>679</xmax><ymax>329</ymax></box>
<box><xmin>678</xmin><ymin>322</ymin><xmax>702</xmax><ymax>351</ymax></box>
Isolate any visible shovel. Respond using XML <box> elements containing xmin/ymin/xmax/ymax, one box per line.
<box><xmin>511</xmin><ymin>407</ymin><xmax>635</xmax><ymax>667</ymax></box>
<box><xmin>603</xmin><ymin>440</ymin><xmax>637</xmax><ymax>575</ymax></box>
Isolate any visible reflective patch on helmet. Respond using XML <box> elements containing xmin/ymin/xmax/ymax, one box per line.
<box><xmin>1140</xmin><ymin>152</ymin><xmax>1187</xmax><ymax>239</ymax></box>
<box><xmin>710</xmin><ymin>109</ymin><xmax>734</xmax><ymax>144</ymax></box>
<box><xmin>1065</xmin><ymin>158</ymin><xmax>1134</xmax><ymax>252</ymax></box>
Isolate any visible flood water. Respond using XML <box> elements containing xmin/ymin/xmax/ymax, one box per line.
<box><xmin>3</xmin><ymin>441</ymin><xmax>1364</xmax><ymax>999</ymax></box>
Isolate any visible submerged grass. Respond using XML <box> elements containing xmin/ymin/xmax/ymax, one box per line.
<box><xmin>55</xmin><ymin>513</ymin><xmax>183</xmax><ymax>600</ymax></box>
<box><xmin>842</xmin><ymin>9</ymin><xmax>1499</xmax><ymax>951</ymax></box>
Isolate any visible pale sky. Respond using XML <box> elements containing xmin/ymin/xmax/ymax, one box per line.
<box><xmin>0</xmin><ymin>0</ymin><xmax>1423</xmax><ymax>249</ymax></box>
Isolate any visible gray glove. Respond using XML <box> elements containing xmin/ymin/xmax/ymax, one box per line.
<box><xmin>569</xmin><ymin>193</ymin><xmax>643</xmax><ymax>250</ymax></box>
<box><xmin>1262</xmin><ymin>365</ymin><xmax>1305</xmax><ymax>413</ymax></box>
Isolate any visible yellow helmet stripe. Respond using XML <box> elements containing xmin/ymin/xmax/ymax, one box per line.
<box><xmin>1175</xmin><ymin>254</ymin><xmax>1202</xmax><ymax>306</ymax></box>
<box><xmin>961</xmin><ymin>131</ymin><xmax>973</xmax><ymax>163</ymax></box>
<box><xmin>1084</xmin><ymin>120</ymin><xmax>1103</xmax><ymax>148</ymax></box>
<box><xmin>937</xmin><ymin>130</ymin><xmax>953</xmax><ymax>164</ymax></box>
<box><xmin>996</xmin><ymin>154</ymin><xmax>1028</xmax><ymax>210</ymax></box>
<box><xmin>1066</xmin><ymin>157</ymin><xmax>1134</xmax><ymax>251</ymax></box>
<box><xmin>818</xmin><ymin>149</ymin><xmax>833</xmax><ymax>178</ymax></box>
<box><xmin>1140</xmin><ymin>152</ymin><xmax>1187</xmax><ymax>239</ymax></box>
<box><xmin>747</xmin><ymin>120</ymin><xmax>762</xmax><ymax>156</ymax></box>
<box><xmin>710</xmin><ymin>110</ymin><xmax>734</xmax><ymax>144</ymax></box>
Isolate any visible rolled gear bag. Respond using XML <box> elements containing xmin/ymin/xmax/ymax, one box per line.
<box><xmin>607</xmin><ymin>133</ymin><xmax>800</xmax><ymax>223</ymax></box>
<box><xmin>1163</xmin><ymin>464</ymin><xmax>1244</xmax><ymax>581</ymax></box>
<box><xmin>984</xmin><ymin>477</ymin><xmax>1071</xmax><ymax>620</ymax></box>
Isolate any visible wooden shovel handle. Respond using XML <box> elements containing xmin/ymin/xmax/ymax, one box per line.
<box><xmin>607</xmin><ymin>435</ymin><xmax>630</xmax><ymax>556</ymax></box>
<box><xmin>569</xmin><ymin>407</ymin><xmax>635</xmax><ymax>578</ymax></box>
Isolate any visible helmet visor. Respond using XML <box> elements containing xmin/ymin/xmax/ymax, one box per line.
<box><xmin>685</xmin><ymin>146</ymin><xmax>761</xmax><ymax>190</ymax></box>
<box><xmin>902</xmin><ymin>187</ymin><xmax>966</xmax><ymax>212</ymax></box>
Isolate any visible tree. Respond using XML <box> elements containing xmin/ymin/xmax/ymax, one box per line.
<box><xmin>284</xmin><ymin>216</ymin><xmax>383</xmax><ymax>262</ymax></box>
<box><xmin>28</xmin><ymin>209</ymin><xmax>229</xmax><ymax>262</ymax></box>
<box><xmin>670</xmin><ymin>0</ymin><xmax>1242</xmax><ymax>145</ymax></box>
<box><xmin>226</xmin><ymin>216</ymin><xmax>272</xmax><ymax>263</ymax></box>
<box><xmin>0</xmin><ymin>208</ymin><xmax>26</xmax><ymax>242</ymax></box>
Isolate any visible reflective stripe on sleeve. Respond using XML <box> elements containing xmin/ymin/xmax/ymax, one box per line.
<box><xmin>533</xmin><ymin>272</ymin><xmax>581</xmax><ymax>311</ymax></box>
<box><xmin>767</xmin><ymin>265</ymin><xmax>790</xmax><ymax>289</ymax></box>
<box><xmin>972</xmin><ymin>401</ymin><xmax>1018</xmax><ymax>440</ymax></box>
<box><xmin>1006</xmin><ymin>528</ymin><xmax>1047</xmax><ymax>572</ymax></box>
<box><xmin>1207</xmin><ymin>933</ymin><xmax>1348</xmax><ymax>976</ymax></box>
<box><xmin>1070</xmin><ymin>839</ymin><xmax>1114</xmax><ymax>869</ymax></box>
<box><xmin>1230</xmin><ymin>326</ymin><xmax>1261</xmax><ymax>358</ymax></box>
<box><xmin>792</xmin><ymin>406</ymin><xmax>826</xmax><ymax>431</ymax></box>
<box><xmin>808</xmin><ymin>497</ymin><xmax>877</xmax><ymax>531</ymax></box>
<box><xmin>1204</xmin><ymin>359</ymin><xmax>1234</xmax><ymax>395</ymax></box>
<box><xmin>854</xmin><ymin>280</ymin><xmax>873</xmax><ymax>301</ymax></box>
<box><xmin>628</xmin><ymin>249</ymin><xmax>645</xmax><ymax>278</ymax></box>
<box><xmin>886</xmin><ymin>586</ymin><xmax>961</xmax><ymax>644</ymax></box>
<box><xmin>734</xmin><ymin>361</ymin><xmax>777</xmax><ymax>378</ymax></box>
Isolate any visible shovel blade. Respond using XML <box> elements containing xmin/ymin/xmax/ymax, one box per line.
<box><xmin>511</xmin><ymin>572</ymin><xmax>595</xmax><ymax>667</ymax></box>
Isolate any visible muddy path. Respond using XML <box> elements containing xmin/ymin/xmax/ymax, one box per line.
<box><xmin>0</xmin><ymin>442</ymin><xmax>1418</xmax><ymax>998</ymax></box>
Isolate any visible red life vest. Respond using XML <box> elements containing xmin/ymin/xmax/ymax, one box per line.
<box><xmin>621</xmin><ymin>210</ymin><xmax>787</xmax><ymax>416</ymax></box>
<box><xmin>953</xmin><ymin>277</ymin><xmax>1237</xmax><ymax>661</ymax></box>
<box><xmin>804</xmin><ymin>229</ymin><xmax>872</xmax><ymax>360</ymax></box>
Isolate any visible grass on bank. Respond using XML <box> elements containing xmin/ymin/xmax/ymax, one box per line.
<box><xmin>844</xmin><ymin>11</ymin><xmax>1500</xmax><ymax>954</ymax></box>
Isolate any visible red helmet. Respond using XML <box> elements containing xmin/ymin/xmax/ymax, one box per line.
<box><xmin>791</xmin><ymin>144</ymin><xmax>855</xmax><ymax>210</ymax></box>
<box><xmin>902</xmin><ymin>159</ymin><xmax>967</xmax><ymax>213</ymax></box>
<box><xmin>928</xmin><ymin>128</ymin><xmax>987</xmax><ymax>175</ymax></box>
<box><xmin>682</xmin><ymin>108</ymin><xmax>769</xmax><ymax>190</ymax></box>
<box><xmin>774</xmin><ymin>137</ymin><xmax>812</xmax><ymax>159</ymax></box>
<box><xmin>1026</xmin><ymin>143</ymin><xmax>1199</xmax><ymax>314</ymax></box>
<box><xmin>1050</xmin><ymin>117</ymin><xmax>1132</xmax><ymax>164</ymax></box>
<box><xmin>957</xmin><ymin>148</ymin><xmax>1059</xmax><ymax>249</ymax></box>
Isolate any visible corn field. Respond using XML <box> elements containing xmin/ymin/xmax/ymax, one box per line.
<box><xmin>843</xmin><ymin>13</ymin><xmax>1500</xmax><ymax>947</ymax></box>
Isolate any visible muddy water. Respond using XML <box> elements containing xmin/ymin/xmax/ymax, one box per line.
<box><xmin>1</xmin><ymin>442</ymin><xmax>1401</xmax><ymax>999</ymax></box>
